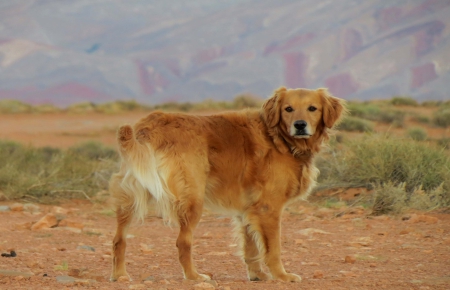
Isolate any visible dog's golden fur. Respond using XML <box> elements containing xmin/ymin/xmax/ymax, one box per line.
<box><xmin>110</xmin><ymin>87</ymin><xmax>346</xmax><ymax>282</ymax></box>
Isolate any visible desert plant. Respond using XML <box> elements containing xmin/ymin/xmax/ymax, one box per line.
<box><xmin>433</xmin><ymin>109</ymin><xmax>450</xmax><ymax>128</ymax></box>
<box><xmin>337</xmin><ymin>116</ymin><xmax>374</xmax><ymax>132</ymax></box>
<box><xmin>0</xmin><ymin>140</ymin><xmax>118</xmax><ymax>200</ymax></box>
<box><xmin>407</xmin><ymin>127</ymin><xmax>427</xmax><ymax>141</ymax></box>
<box><xmin>316</xmin><ymin>134</ymin><xmax>450</xmax><ymax>193</ymax></box>
<box><xmin>411</xmin><ymin>114</ymin><xmax>430</xmax><ymax>124</ymax></box>
<box><xmin>0</xmin><ymin>100</ymin><xmax>32</xmax><ymax>114</ymax></box>
<box><xmin>390</xmin><ymin>96</ymin><xmax>418</xmax><ymax>106</ymax></box>
<box><xmin>347</xmin><ymin>102</ymin><xmax>380</xmax><ymax>120</ymax></box>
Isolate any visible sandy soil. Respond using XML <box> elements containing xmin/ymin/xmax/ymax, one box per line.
<box><xmin>0</xmin><ymin>110</ymin><xmax>448</xmax><ymax>149</ymax></box>
<box><xmin>0</xmin><ymin>200</ymin><xmax>449</xmax><ymax>290</ymax></box>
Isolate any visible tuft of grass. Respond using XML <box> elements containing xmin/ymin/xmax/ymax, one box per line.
<box><xmin>377</xmin><ymin>109</ymin><xmax>405</xmax><ymax>125</ymax></box>
<box><xmin>432</xmin><ymin>109</ymin><xmax>450</xmax><ymax>128</ymax></box>
<box><xmin>337</xmin><ymin>116</ymin><xmax>374</xmax><ymax>132</ymax></box>
<box><xmin>390</xmin><ymin>96</ymin><xmax>418</xmax><ymax>106</ymax></box>
<box><xmin>347</xmin><ymin>102</ymin><xmax>380</xmax><ymax>120</ymax></box>
<box><xmin>0</xmin><ymin>140</ymin><xmax>118</xmax><ymax>201</ymax></box>
<box><xmin>54</xmin><ymin>261</ymin><xmax>69</xmax><ymax>271</ymax></box>
<box><xmin>437</xmin><ymin>137</ymin><xmax>450</xmax><ymax>149</ymax></box>
<box><xmin>411</xmin><ymin>114</ymin><xmax>430</xmax><ymax>124</ymax></box>
<box><xmin>315</xmin><ymin>134</ymin><xmax>450</xmax><ymax>213</ymax></box>
<box><xmin>407</xmin><ymin>127</ymin><xmax>427</xmax><ymax>141</ymax></box>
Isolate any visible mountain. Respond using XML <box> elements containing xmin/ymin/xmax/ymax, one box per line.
<box><xmin>0</xmin><ymin>0</ymin><xmax>449</xmax><ymax>106</ymax></box>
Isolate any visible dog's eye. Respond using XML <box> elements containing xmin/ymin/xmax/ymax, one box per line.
<box><xmin>308</xmin><ymin>106</ymin><xmax>317</xmax><ymax>112</ymax></box>
<box><xmin>285</xmin><ymin>107</ymin><xmax>293</xmax><ymax>112</ymax></box>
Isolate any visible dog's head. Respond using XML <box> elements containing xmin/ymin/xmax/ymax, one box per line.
<box><xmin>262</xmin><ymin>87</ymin><xmax>346</xmax><ymax>154</ymax></box>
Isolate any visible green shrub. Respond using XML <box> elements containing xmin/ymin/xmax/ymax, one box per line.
<box><xmin>390</xmin><ymin>96</ymin><xmax>418</xmax><ymax>106</ymax></box>
<box><xmin>316</xmin><ymin>134</ymin><xmax>450</xmax><ymax>193</ymax></box>
<box><xmin>68</xmin><ymin>141</ymin><xmax>118</xmax><ymax>160</ymax></box>
<box><xmin>377</xmin><ymin>109</ymin><xmax>405</xmax><ymax>125</ymax></box>
<box><xmin>433</xmin><ymin>109</ymin><xmax>450</xmax><ymax>128</ymax></box>
<box><xmin>0</xmin><ymin>140</ymin><xmax>118</xmax><ymax>201</ymax></box>
<box><xmin>407</xmin><ymin>127</ymin><xmax>427</xmax><ymax>141</ymax></box>
<box><xmin>437</xmin><ymin>137</ymin><xmax>450</xmax><ymax>149</ymax></box>
<box><xmin>411</xmin><ymin>115</ymin><xmax>430</xmax><ymax>124</ymax></box>
<box><xmin>337</xmin><ymin>116</ymin><xmax>374</xmax><ymax>132</ymax></box>
<box><xmin>347</xmin><ymin>102</ymin><xmax>380</xmax><ymax>120</ymax></box>
<box><xmin>0</xmin><ymin>100</ymin><xmax>32</xmax><ymax>114</ymax></box>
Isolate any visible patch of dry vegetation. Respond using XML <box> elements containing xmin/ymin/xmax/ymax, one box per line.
<box><xmin>316</xmin><ymin>134</ymin><xmax>450</xmax><ymax>214</ymax></box>
<box><xmin>0</xmin><ymin>141</ymin><xmax>118</xmax><ymax>202</ymax></box>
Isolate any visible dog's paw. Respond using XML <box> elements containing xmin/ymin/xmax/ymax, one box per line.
<box><xmin>110</xmin><ymin>274</ymin><xmax>132</xmax><ymax>282</ymax></box>
<box><xmin>249</xmin><ymin>271</ymin><xmax>271</xmax><ymax>281</ymax></box>
<box><xmin>276</xmin><ymin>273</ymin><xmax>301</xmax><ymax>282</ymax></box>
<box><xmin>194</xmin><ymin>273</ymin><xmax>211</xmax><ymax>281</ymax></box>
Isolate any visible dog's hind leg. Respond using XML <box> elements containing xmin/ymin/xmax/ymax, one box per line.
<box><xmin>176</xmin><ymin>198</ymin><xmax>210</xmax><ymax>281</ymax></box>
<box><xmin>111</xmin><ymin>205</ymin><xmax>133</xmax><ymax>281</ymax></box>
<box><xmin>110</xmin><ymin>174</ymin><xmax>135</xmax><ymax>281</ymax></box>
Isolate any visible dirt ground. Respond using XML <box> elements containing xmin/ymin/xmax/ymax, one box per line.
<box><xmin>0</xmin><ymin>200</ymin><xmax>449</xmax><ymax>290</ymax></box>
<box><xmin>0</xmin><ymin>111</ymin><xmax>449</xmax><ymax>289</ymax></box>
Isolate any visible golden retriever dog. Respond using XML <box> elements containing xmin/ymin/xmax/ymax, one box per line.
<box><xmin>109</xmin><ymin>87</ymin><xmax>346</xmax><ymax>282</ymax></box>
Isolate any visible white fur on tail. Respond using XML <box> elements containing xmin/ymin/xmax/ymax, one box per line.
<box><xmin>118</xmin><ymin>126</ymin><xmax>177</xmax><ymax>225</ymax></box>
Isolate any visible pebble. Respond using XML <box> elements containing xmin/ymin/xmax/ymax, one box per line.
<box><xmin>10</xmin><ymin>203</ymin><xmax>24</xmax><ymax>211</ymax></box>
<box><xmin>345</xmin><ymin>255</ymin><xmax>356</xmax><ymax>264</ymax></box>
<box><xmin>313</xmin><ymin>270</ymin><xmax>324</xmax><ymax>279</ymax></box>
<box><xmin>77</xmin><ymin>245</ymin><xmax>95</xmax><ymax>252</ymax></box>
<box><xmin>193</xmin><ymin>282</ymin><xmax>215</xmax><ymax>289</ymax></box>
<box><xmin>298</xmin><ymin>228</ymin><xmax>330</xmax><ymax>236</ymax></box>
<box><xmin>31</xmin><ymin>213</ymin><xmax>58</xmax><ymax>230</ymax></box>
<box><xmin>0</xmin><ymin>205</ymin><xmax>10</xmax><ymax>212</ymax></box>
<box><xmin>409</xmin><ymin>214</ymin><xmax>438</xmax><ymax>224</ymax></box>
<box><xmin>58</xmin><ymin>219</ymin><xmax>84</xmax><ymax>229</ymax></box>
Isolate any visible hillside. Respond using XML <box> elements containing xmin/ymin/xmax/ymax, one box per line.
<box><xmin>0</xmin><ymin>0</ymin><xmax>449</xmax><ymax>106</ymax></box>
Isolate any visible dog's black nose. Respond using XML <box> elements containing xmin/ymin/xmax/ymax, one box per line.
<box><xmin>294</xmin><ymin>120</ymin><xmax>307</xmax><ymax>130</ymax></box>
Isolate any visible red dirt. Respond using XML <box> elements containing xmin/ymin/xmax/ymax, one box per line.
<box><xmin>0</xmin><ymin>200</ymin><xmax>449</xmax><ymax>289</ymax></box>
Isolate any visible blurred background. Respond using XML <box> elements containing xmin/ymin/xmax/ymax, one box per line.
<box><xmin>1</xmin><ymin>0</ymin><xmax>449</xmax><ymax>107</ymax></box>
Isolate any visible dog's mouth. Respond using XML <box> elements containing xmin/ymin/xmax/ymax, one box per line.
<box><xmin>293</xmin><ymin>133</ymin><xmax>311</xmax><ymax>139</ymax></box>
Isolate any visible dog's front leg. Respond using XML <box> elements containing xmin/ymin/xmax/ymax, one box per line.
<box><xmin>259</xmin><ymin>213</ymin><xmax>301</xmax><ymax>282</ymax></box>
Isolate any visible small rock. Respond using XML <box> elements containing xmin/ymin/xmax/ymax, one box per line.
<box><xmin>159</xmin><ymin>279</ymin><xmax>170</xmax><ymax>284</ymax></box>
<box><xmin>56</xmin><ymin>275</ymin><xmax>76</xmax><ymax>284</ymax></box>
<box><xmin>0</xmin><ymin>270</ymin><xmax>34</xmax><ymax>277</ymax></box>
<box><xmin>298</xmin><ymin>228</ymin><xmax>330</xmax><ymax>236</ymax></box>
<box><xmin>51</xmin><ymin>206</ymin><xmax>69</xmax><ymax>215</ymax></box>
<box><xmin>117</xmin><ymin>276</ymin><xmax>130</xmax><ymax>282</ymax></box>
<box><xmin>313</xmin><ymin>270</ymin><xmax>324</xmax><ymax>279</ymax></box>
<box><xmin>77</xmin><ymin>245</ymin><xmax>95</xmax><ymax>252</ymax></box>
<box><xmin>10</xmin><ymin>203</ymin><xmax>24</xmax><ymax>211</ymax></box>
<box><xmin>0</xmin><ymin>205</ymin><xmax>10</xmax><ymax>212</ymax></box>
<box><xmin>139</xmin><ymin>243</ymin><xmax>153</xmax><ymax>254</ymax></box>
<box><xmin>23</xmin><ymin>203</ymin><xmax>40</xmax><ymax>214</ymax></box>
<box><xmin>369</xmin><ymin>263</ymin><xmax>377</xmax><ymax>268</ymax></box>
<box><xmin>340</xmin><ymin>271</ymin><xmax>357</xmax><ymax>278</ymax></box>
<box><xmin>14</xmin><ymin>221</ymin><xmax>33</xmax><ymax>230</ymax></box>
<box><xmin>344</xmin><ymin>255</ymin><xmax>356</xmax><ymax>264</ymax></box>
<box><xmin>14</xmin><ymin>275</ymin><xmax>24</xmax><ymax>281</ymax></box>
<box><xmin>409</xmin><ymin>214</ymin><xmax>438</xmax><ymax>224</ymax></box>
<box><xmin>67</xmin><ymin>269</ymin><xmax>81</xmax><ymax>278</ymax></box>
<box><xmin>206</xmin><ymin>280</ymin><xmax>218</xmax><ymax>287</ymax></box>
<box><xmin>31</xmin><ymin>213</ymin><xmax>58</xmax><ymax>230</ymax></box>
<box><xmin>194</xmin><ymin>282</ymin><xmax>215</xmax><ymax>289</ymax></box>
<box><xmin>58</xmin><ymin>219</ymin><xmax>84</xmax><ymax>229</ymax></box>
<box><xmin>143</xmin><ymin>280</ymin><xmax>153</xmax><ymax>285</ymax></box>
<box><xmin>129</xmin><ymin>284</ymin><xmax>146</xmax><ymax>289</ymax></box>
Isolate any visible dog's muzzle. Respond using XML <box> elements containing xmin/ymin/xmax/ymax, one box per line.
<box><xmin>292</xmin><ymin>120</ymin><xmax>311</xmax><ymax>138</ymax></box>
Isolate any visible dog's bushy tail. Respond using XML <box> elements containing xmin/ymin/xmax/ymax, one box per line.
<box><xmin>117</xmin><ymin>125</ymin><xmax>135</xmax><ymax>153</ymax></box>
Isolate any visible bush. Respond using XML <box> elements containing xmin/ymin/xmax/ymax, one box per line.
<box><xmin>0</xmin><ymin>100</ymin><xmax>32</xmax><ymax>114</ymax></box>
<box><xmin>0</xmin><ymin>140</ymin><xmax>118</xmax><ymax>201</ymax></box>
<box><xmin>377</xmin><ymin>110</ymin><xmax>405</xmax><ymax>125</ymax></box>
<box><xmin>390</xmin><ymin>96</ymin><xmax>418</xmax><ymax>106</ymax></box>
<box><xmin>433</xmin><ymin>109</ymin><xmax>450</xmax><ymax>128</ymax></box>
<box><xmin>316</xmin><ymin>134</ymin><xmax>450</xmax><ymax>193</ymax></box>
<box><xmin>347</xmin><ymin>102</ymin><xmax>380</xmax><ymax>120</ymax></box>
<box><xmin>338</xmin><ymin>116</ymin><xmax>374</xmax><ymax>132</ymax></box>
<box><xmin>411</xmin><ymin>115</ymin><xmax>430</xmax><ymax>124</ymax></box>
<box><xmin>407</xmin><ymin>127</ymin><xmax>427</xmax><ymax>141</ymax></box>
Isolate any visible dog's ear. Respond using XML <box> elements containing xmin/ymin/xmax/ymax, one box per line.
<box><xmin>262</xmin><ymin>87</ymin><xmax>286</xmax><ymax>128</ymax></box>
<box><xmin>318</xmin><ymin>88</ymin><xmax>347</xmax><ymax>128</ymax></box>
